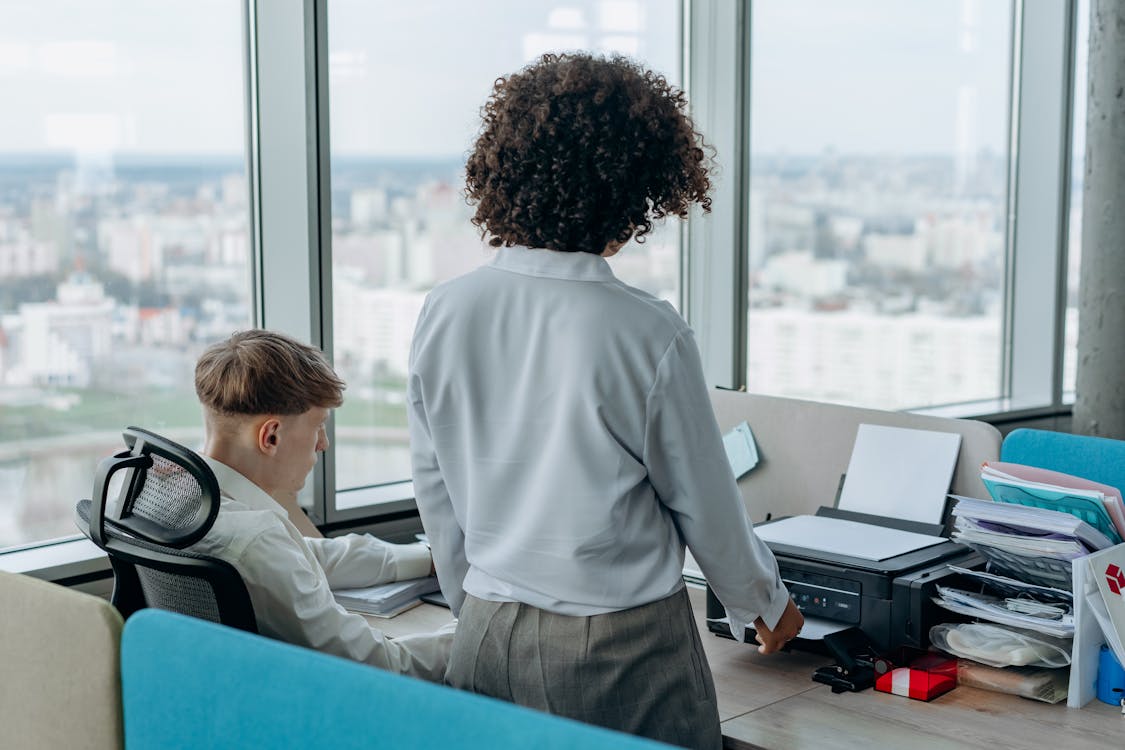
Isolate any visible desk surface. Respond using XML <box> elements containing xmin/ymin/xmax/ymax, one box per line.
<box><xmin>365</xmin><ymin>587</ymin><xmax>1123</xmax><ymax>749</ymax></box>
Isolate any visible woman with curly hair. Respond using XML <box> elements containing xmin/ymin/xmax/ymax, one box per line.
<box><xmin>407</xmin><ymin>53</ymin><xmax>802</xmax><ymax>748</ymax></box>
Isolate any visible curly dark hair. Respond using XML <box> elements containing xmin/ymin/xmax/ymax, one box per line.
<box><xmin>465</xmin><ymin>53</ymin><xmax>713</xmax><ymax>254</ymax></box>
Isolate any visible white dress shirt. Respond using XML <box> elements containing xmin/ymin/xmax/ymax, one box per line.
<box><xmin>408</xmin><ymin>246</ymin><xmax>790</xmax><ymax>637</ymax></box>
<box><xmin>190</xmin><ymin>456</ymin><xmax>452</xmax><ymax>681</ymax></box>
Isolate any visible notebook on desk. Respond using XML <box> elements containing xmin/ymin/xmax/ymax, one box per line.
<box><xmin>419</xmin><ymin>590</ymin><xmax>449</xmax><ymax>609</ymax></box>
<box><xmin>333</xmin><ymin>576</ymin><xmax>441</xmax><ymax>618</ymax></box>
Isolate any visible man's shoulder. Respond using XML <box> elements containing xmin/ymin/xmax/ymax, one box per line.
<box><xmin>195</xmin><ymin>499</ymin><xmax>292</xmax><ymax>562</ymax></box>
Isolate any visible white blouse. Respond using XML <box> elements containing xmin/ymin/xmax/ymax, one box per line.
<box><xmin>408</xmin><ymin>246</ymin><xmax>789</xmax><ymax>638</ymax></box>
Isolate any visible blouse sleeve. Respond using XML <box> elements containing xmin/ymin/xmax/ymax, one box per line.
<box><xmin>643</xmin><ymin>328</ymin><xmax>790</xmax><ymax>636</ymax></box>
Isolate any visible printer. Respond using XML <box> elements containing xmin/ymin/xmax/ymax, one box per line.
<box><xmin>705</xmin><ymin>504</ymin><xmax>982</xmax><ymax>653</ymax></box>
<box><xmin>705</xmin><ymin>417</ymin><xmax>994</xmax><ymax>654</ymax></box>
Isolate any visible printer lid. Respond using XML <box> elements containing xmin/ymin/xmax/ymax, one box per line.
<box><xmin>755</xmin><ymin>505</ymin><xmax>965</xmax><ymax>575</ymax></box>
<box><xmin>765</xmin><ymin>534</ymin><xmax>968</xmax><ymax>575</ymax></box>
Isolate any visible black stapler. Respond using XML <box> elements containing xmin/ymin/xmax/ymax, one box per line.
<box><xmin>812</xmin><ymin>627</ymin><xmax>881</xmax><ymax>693</ymax></box>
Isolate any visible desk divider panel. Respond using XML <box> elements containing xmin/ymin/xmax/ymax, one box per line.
<box><xmin>0</xmin><ymin>570</ymin><xmax>124</xmax><ymax>750</ymax></box>
<box><xmin>120</xmin><ymin>610</ymin><xmax>668</xmax><ymax>749</ymax></box>
<box><xmin>709</xmin><ymin>390</ymin><xmax>1002</xmax><ymax>523</ymax></box>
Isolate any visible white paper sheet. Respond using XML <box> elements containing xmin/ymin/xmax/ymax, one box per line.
<box><xmin>837</xmin><ymin>424</ymin><xmax>961</xmax><ymax>524</ymax></box>
<box><xmin>754</xmin><ymin>515</ymin><xmax>947</xmax><ymax>561</ymax></box>
<box><xmin>706</xmin><ymin>614</ymin><xmax>848</xmax><ymax>641</ymax></box>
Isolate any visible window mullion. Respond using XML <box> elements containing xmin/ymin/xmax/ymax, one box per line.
<box><xmin>684</xmin><ymin>0</ymin><xmax>748</xmax><ymax>390</ymax></box>
<box><xmin>1005</xmin><ymin>0</ymin><xmax>1074</xmax><ymax>410</ymax></box>
<box><xmin>247</xmin><ymin>0</ymin><xmax>330</xmax><ymax>524</ymax></box>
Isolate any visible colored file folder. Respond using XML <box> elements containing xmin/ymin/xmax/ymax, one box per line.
<box><xmin>980</xmin><ymin>462</ymin><xmax>1125</xmax><ymax>545</ymax></box>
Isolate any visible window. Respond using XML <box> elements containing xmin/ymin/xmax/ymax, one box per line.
<box><xmin>4</xmin><ymin>1</ymin><xmax>1087</xmax><ymax>560</ymax></box>
<box><xmin>0</xmin><ymin>0</ymin><xmax>252</xmax><ymax>550</ymax></box>
<box><xmin>327</xmin><ymin>0</ymin><xmax>682</xmax><ymax>494</ymax></box>
<box><xmin>745</xmin><ymin>0</ymin><xmax>1012</xmax><ymax>410</ymax></box>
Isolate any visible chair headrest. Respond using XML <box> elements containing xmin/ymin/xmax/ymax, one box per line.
<box><xmin>83</xmin><ymin>427</ymin><xmax>221</xmax><ymax>549</ymax></box>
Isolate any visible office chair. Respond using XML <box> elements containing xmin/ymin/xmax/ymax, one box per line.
<box><xmin>75</xmin><ymin>426</ymin><xmax>258</xmax><ymax>633</ymax></box>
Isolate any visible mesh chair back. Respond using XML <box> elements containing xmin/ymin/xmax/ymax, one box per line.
<box><xmin>130</xmin><ymin>453</ymin><xmax>206</xmax><ymax>531</ymax></box>
<box><xmin>136</xmin><ymin>566</ymin><xmax>223</xmax><ymax>624</ymax></box>
<box><xmin>75</xmin><ymin>427</ymin><xmax>257</xmax><ymax>632</ymax></box>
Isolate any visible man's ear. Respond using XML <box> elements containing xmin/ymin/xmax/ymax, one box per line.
<box><xmin>257</xmin><ymin>417</ymin><xmax>282</xmax><ymax>455</ymax></box>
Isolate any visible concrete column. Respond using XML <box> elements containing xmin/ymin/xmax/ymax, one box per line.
<box><xmin>1074</xmin><ymin>0</ymin><xmax>1125</xmax><ymax>439</ymax></box>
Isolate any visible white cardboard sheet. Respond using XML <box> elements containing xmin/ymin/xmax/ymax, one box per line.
<box><xmin>837</xmin><ymin>424</ymin><xmax>961</xmax><ymax>524</ymax></box>
<box><xmin>754</xmin><ymin>515</ymin><xmax>947</xmax><ymax>562</ymax></box>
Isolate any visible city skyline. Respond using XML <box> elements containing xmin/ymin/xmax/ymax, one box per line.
<box><xmin>0</xmin><ymin>142</ymin><xmax>1080</xmax><ymax>549</ymax></box>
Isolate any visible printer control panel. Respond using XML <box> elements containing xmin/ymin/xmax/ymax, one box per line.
<box><xmin>783</xmin><ymin>574</ymin><xmax>861</xmax><ymax>625</ymax></box>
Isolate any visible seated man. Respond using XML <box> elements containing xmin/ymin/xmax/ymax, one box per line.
<box><xmin>189</xmin><ymin>329</ymin><xmax>451</xmax><ymax>681</ymax></box>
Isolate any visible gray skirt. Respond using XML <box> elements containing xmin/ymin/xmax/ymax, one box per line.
<box><xmin>446</xmin><ymin>586</ymin><xmax>721</xmax><ymax>749</ymax></box>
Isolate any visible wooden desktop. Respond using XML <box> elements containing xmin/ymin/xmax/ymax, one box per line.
<box><xmin>366</xmin><ymin>586</ymin><xmax>1122</xmax><ymax>750</ymax></box>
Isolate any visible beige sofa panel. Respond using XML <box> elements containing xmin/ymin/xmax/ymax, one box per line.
<box><xmin>0</xmin><ymin>570</ymin><xmax>124</xmax><ymax>750</ymax></box>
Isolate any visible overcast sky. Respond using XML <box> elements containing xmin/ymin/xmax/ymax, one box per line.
<box><xmin>0</xmin><ymin>0</ymin><xmax>1063</xmax><ymax>159</ymax></box>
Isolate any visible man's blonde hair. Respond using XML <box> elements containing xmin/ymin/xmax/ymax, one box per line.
<box><xmin>195</xmin><ymin>329</ymin><xmax>344</xmax><ymax>416</ymax></box>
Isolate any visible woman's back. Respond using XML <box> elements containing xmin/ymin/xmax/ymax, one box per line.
<box><xmin>409</xmin><ymin>246</ymin><xmax>690</xmax><ymax>614</ymax></box>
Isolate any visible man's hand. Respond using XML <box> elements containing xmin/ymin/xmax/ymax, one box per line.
<box><xmin>752</xmin><ymin>598</ymin><xmax>804</xmax><ymax>655</ymax></box>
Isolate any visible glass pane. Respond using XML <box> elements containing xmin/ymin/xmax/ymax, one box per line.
<box><xmin>1063</xmin><ymin>0</ymin><xmax>1089</xmax><ymax>400</ymax></box>
<box><xmin>747</xmin><ymin>0</ymin><xmax>1011</xmax><ymax>410</ymax></box>
<box><xmin>0</xmin><ymin>1</ymin><xmax>251</xmax><ymax>549</ymax></box>
<box><xmin>329</xmin><ymin>0</ymin><xmax>681</xmax><ymax>492</ymax></box>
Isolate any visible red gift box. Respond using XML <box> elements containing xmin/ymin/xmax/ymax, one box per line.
<box><xmin>874</xmin><ymin>653</ymin><xmax>957</xmax><ymax>701</ymax></box>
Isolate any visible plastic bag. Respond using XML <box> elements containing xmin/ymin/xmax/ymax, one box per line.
<box><xmin>929</xmin><ymin>622</ymin><xmax>1072</xmax><ymax>668</ymax></box>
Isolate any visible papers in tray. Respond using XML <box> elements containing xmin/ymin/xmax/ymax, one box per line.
<box><xmin>950</xmin><ymin>495</ymin><xmax>1114</xmax><ymax>553</ymax></box>
<box><xmin>980</xmin><ymin>462</ymin><xmax>1125</xmax><ymax>544</ymax></box>
<box><xmin>707</xmin><ymin>613</ymin><xmax>849</xmax><ymax>641</ymax></box>
<box><xmin>947</xmin><ymin>565</ymin><xmax>1072</xmax><ymax>605</ymax></box>
<box><xmin>332</xmin><ymin>576</ymin><xmax>441</xmax><ymax>618</ymax></box>
<box><xmin>932</xmin><ymin>585</ymin><xmax>1074</xmax><ymax>638</ymax></box>
<box><xmin>949</xmin><ymin>494</ymin><xmax>1119</xmax><ymax>590</ymax></box>
<box><xmin>754</xmin><ymin>515</ymin><xmax>947</xmax><ymax>562</ymax></box>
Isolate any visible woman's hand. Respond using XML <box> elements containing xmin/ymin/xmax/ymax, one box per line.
<box><xmin>752</xmin><ymin>599</ymin><xmax>804</xmax><ymax>655</ymax></box>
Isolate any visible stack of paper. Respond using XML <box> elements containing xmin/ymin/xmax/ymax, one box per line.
<box><xmin>947</xmin><ymin>565</ymin><xmax>1072</xmax><ymax>605</ymax></box>
<box><xmin>333</xmin><ymin>576</ymin><xmax>441</xmax><ymax>618</ymax></box>
<box><xmin>948</xmin><ymin>495</ymin><xmax>1110</xmax><ymax>590</ymax></box>
<box><xmin>933</xmin><ymin>585</ymin><xmax>1074</xmax><ymax>638</ymax></box>
<box><xmin>980</xmin><ymin>462</ymin><xmax>1125</xmax><ymax>544</ymax></box>
<box><xmin>951</xmin><ymin>495</ymin><xmax>1114</xmax><ymax>554</ymax></box>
